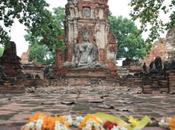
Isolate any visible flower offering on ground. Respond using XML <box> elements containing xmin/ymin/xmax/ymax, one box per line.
<box><xmin>21</xmin><ymin>112</ymin><xmax>151</xmax><ymax>130</ymax></box>
<box><xmin>78</xmin><ymin>114</ymin><xmax>104</xmax><ymax>130</ymax></box>
<box><xmin>21</xmin><ymin>112</ymin><xmax>73</xmax><ymax>130</ymax></box>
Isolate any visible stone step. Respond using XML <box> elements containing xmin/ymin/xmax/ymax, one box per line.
<box><xmin>64</xmin><ymin>68</ymin><xmax>111</xmax><ymax>78</ymax></box>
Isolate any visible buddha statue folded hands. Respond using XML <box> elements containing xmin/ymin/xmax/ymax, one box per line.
<box><xmin>73</xmin><ymin>31</ymin><xmax>98</xmax><ymax>68</ymax></box>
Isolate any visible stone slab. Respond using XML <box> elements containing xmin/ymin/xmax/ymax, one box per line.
<box><xmin>65</xmin><ymin>68</ymin><xmax>109</xmax><ymax>78</ymax></box>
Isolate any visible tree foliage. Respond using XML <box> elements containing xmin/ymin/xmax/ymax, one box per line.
<box><xmin>0</xmin><ymin>0</ymin><xmax>49</xmax><ymax>45</ymax></box>
<box><xmin>0</xmin><ymin>47</ymin><xmax>4</xmax><ymax>57</ymax></box>
<box><xmin>25</xmin><ymin>7</ymin><xmax>65</xmax><ymax>52</ymax></box>
<box><xmin>25</xmin><ymin>7</ymin><xmax>65</xmax><ymax>64</ymax></box>
<box><xmin>130</xmin><ymin>0</ymin><xmax>175</xmax><ymax>42</ymax></box>
<box><xmin>109</xmin><ymin>16</ymin><xmax>149</xmax><ymax>60</ymax></box>
<box><xmin>28</xmin><ymin>44</ymin><xmax>54</xmax><ymax>65</ymax></box>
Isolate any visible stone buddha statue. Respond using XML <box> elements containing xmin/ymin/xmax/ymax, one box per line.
<box><xmin>73</xmin><ymin>31</ymin><xmax>98</xmax><ymax>68</ymax></box>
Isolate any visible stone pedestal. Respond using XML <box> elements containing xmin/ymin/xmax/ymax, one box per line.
<box><xmin>62</xmin><ymin>67</ymin><xmax>118</xmax><ymax>86</ymax></box>
<box><xmin>141</xmin><ymin>75</ymin><xmax>169</xmax><ymax>94</ymax></box>
<box><xmin>65</xmin><ymin>68</ymin><xmax>109</xmax><ymax>78</ymax></box>
<box><xmin>167</xmin><ymin>70</ymin><xmax>175</xmax><ymax>93</ymax></box>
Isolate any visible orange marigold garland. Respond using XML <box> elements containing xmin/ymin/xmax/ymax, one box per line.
<box><xmin>28</xmin><ymin>112</ymin><xmax>46</xmax><ymax>122</ymax></box>
<box><xmin>21</xmin><ymin>113</ymin><xmax>72</xmax><ymax>130</ymax></box>
<box><xmin>42</xmin><ymin>116</ymin><xmax>56</xmax><ymax>130</ymax></box>
<box><xmin>169</xmin><ymin>116</ymin><xmax>175</xmax><ymax>130</ymax></box>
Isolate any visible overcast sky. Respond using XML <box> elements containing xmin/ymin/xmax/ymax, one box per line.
<box><xmin>10</xmin><ymin>0</ymin><xmax>131</xmax><ymax>56</ymax></box>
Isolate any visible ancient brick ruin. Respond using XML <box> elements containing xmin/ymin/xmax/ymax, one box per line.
<box><xmin>62</xmin><ymin>0</ymin><xmax>117</xmax><ymax>76</ymax></box>
<box><xmin>166</xmin><ymin>27</ymin><xmax>175</xmax><ymax>60</ymax></box>
<box><xmin>0</xmin><ymin>41</ymin><xmax>22</xmax><ymax>77</ymax></box>
<box><xmin>142</xmin><ymin>39</ymin><xmax>168</xmax><ymax>65</ymax></box>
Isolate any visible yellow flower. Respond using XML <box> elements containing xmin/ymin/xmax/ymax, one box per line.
<box><xmin>169</xmin><ymin>116</ymin><xmax>175</xmax><ymax>130</ymax></box>
<box><xmin>128</xmin><ymin>116</ymin><xmax>139</xmax><ymax>127</ymax></box>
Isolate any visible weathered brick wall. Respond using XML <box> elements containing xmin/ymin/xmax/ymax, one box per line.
<box><xmin>142</xmin><ymin>39</ymin><xmax>168</xmax><ymax>65</ymax></box>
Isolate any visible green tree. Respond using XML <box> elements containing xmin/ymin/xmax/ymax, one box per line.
<box><xmin>25</xmin><ymin>7</ymin><xmax>65</xmax><ymax>64</ymax></box>
<box><xmin>0</xmin><ymin>47</ymin><xmax>4</xmax><ymax>57</ymax></box>
<box><xmin>25</xmin><ymin>7</ymin><xmax>65</xmax><ymax>52</ymax></box>
<box><xmin>109</xmin><ymin>16</ymin><xmax>148</xmax><ymax>60</ymax></box>
<box><xmin>0</xmin><ymin>0</ymin><xmax>49</xmax><ymax>45</ymax></box>
<box><xmin>28</xmin><ymin>44</ymin><xmax>54</xmax><ymax>65</ymax></box>
<box><xmin>130</xmin><ymin>0</ymin><xmax>175</xmax><ymax>42</ymax></box>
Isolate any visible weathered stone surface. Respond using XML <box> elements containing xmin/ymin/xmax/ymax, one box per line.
<box><xmin>22</xmin><ymin>64</ymin><xmax>45</xmax><ymax>80</ymax></box>
<box><xmin>98</xmin><ymin>48</ymin><xmax>106</xmax><ymax>64</ymax></box>
<box><xmin>65</xmin><ymin>68</ymin><xmax>109</xmax><ymax>78</ymax></box>
<box><xmin>55</xmin><ymin>48</ymin><xmax>64</xmax><ymax>69</ymax></box>
<box><xmin>168</xmin><ymin>70</ymin><xmax>175</xmax><ymax>93</ymax></box>
<box><xmin>107</xmin><ymin>60</ymin><xmax>117</xmax><ymax>76</ymax></box>
<box><xmin>127</xmin><ymin>56</ymin><xmax>174</xmax><ymax>94</ymax></box>
<box><xmin>0</xmin><ymin>84</ymin><xmax>175</xmax><ymax>128</ymax></box>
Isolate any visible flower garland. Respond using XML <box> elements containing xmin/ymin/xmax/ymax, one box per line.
<box><xmin>159</xmin><ymin>116</ymin><xmax>175</xmax><ymax>130</ymax></box>
<box><xmin>169</xmin><ymin>116</ymin><xmax>175</xmax><ymax>130</ymax></box>
<box><xmin>21</xmin><ymin>112</ymin><xmax>73</xmax><ymax>130</ymax></box>
<box><xmin>77</xmin><ymin>114</ymin><xmax>104</xmax><ymax>130</ymax></box>
<box><xmin>21</xmin><ymin>112</ymin><xmax>151</xmax><ymax>130</ymax></box>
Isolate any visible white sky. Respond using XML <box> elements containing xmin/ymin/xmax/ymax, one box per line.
<box><xmin>10</xmin><ymin>0</ymin><xmax>131</xmax><ymax>56</ymax></box>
